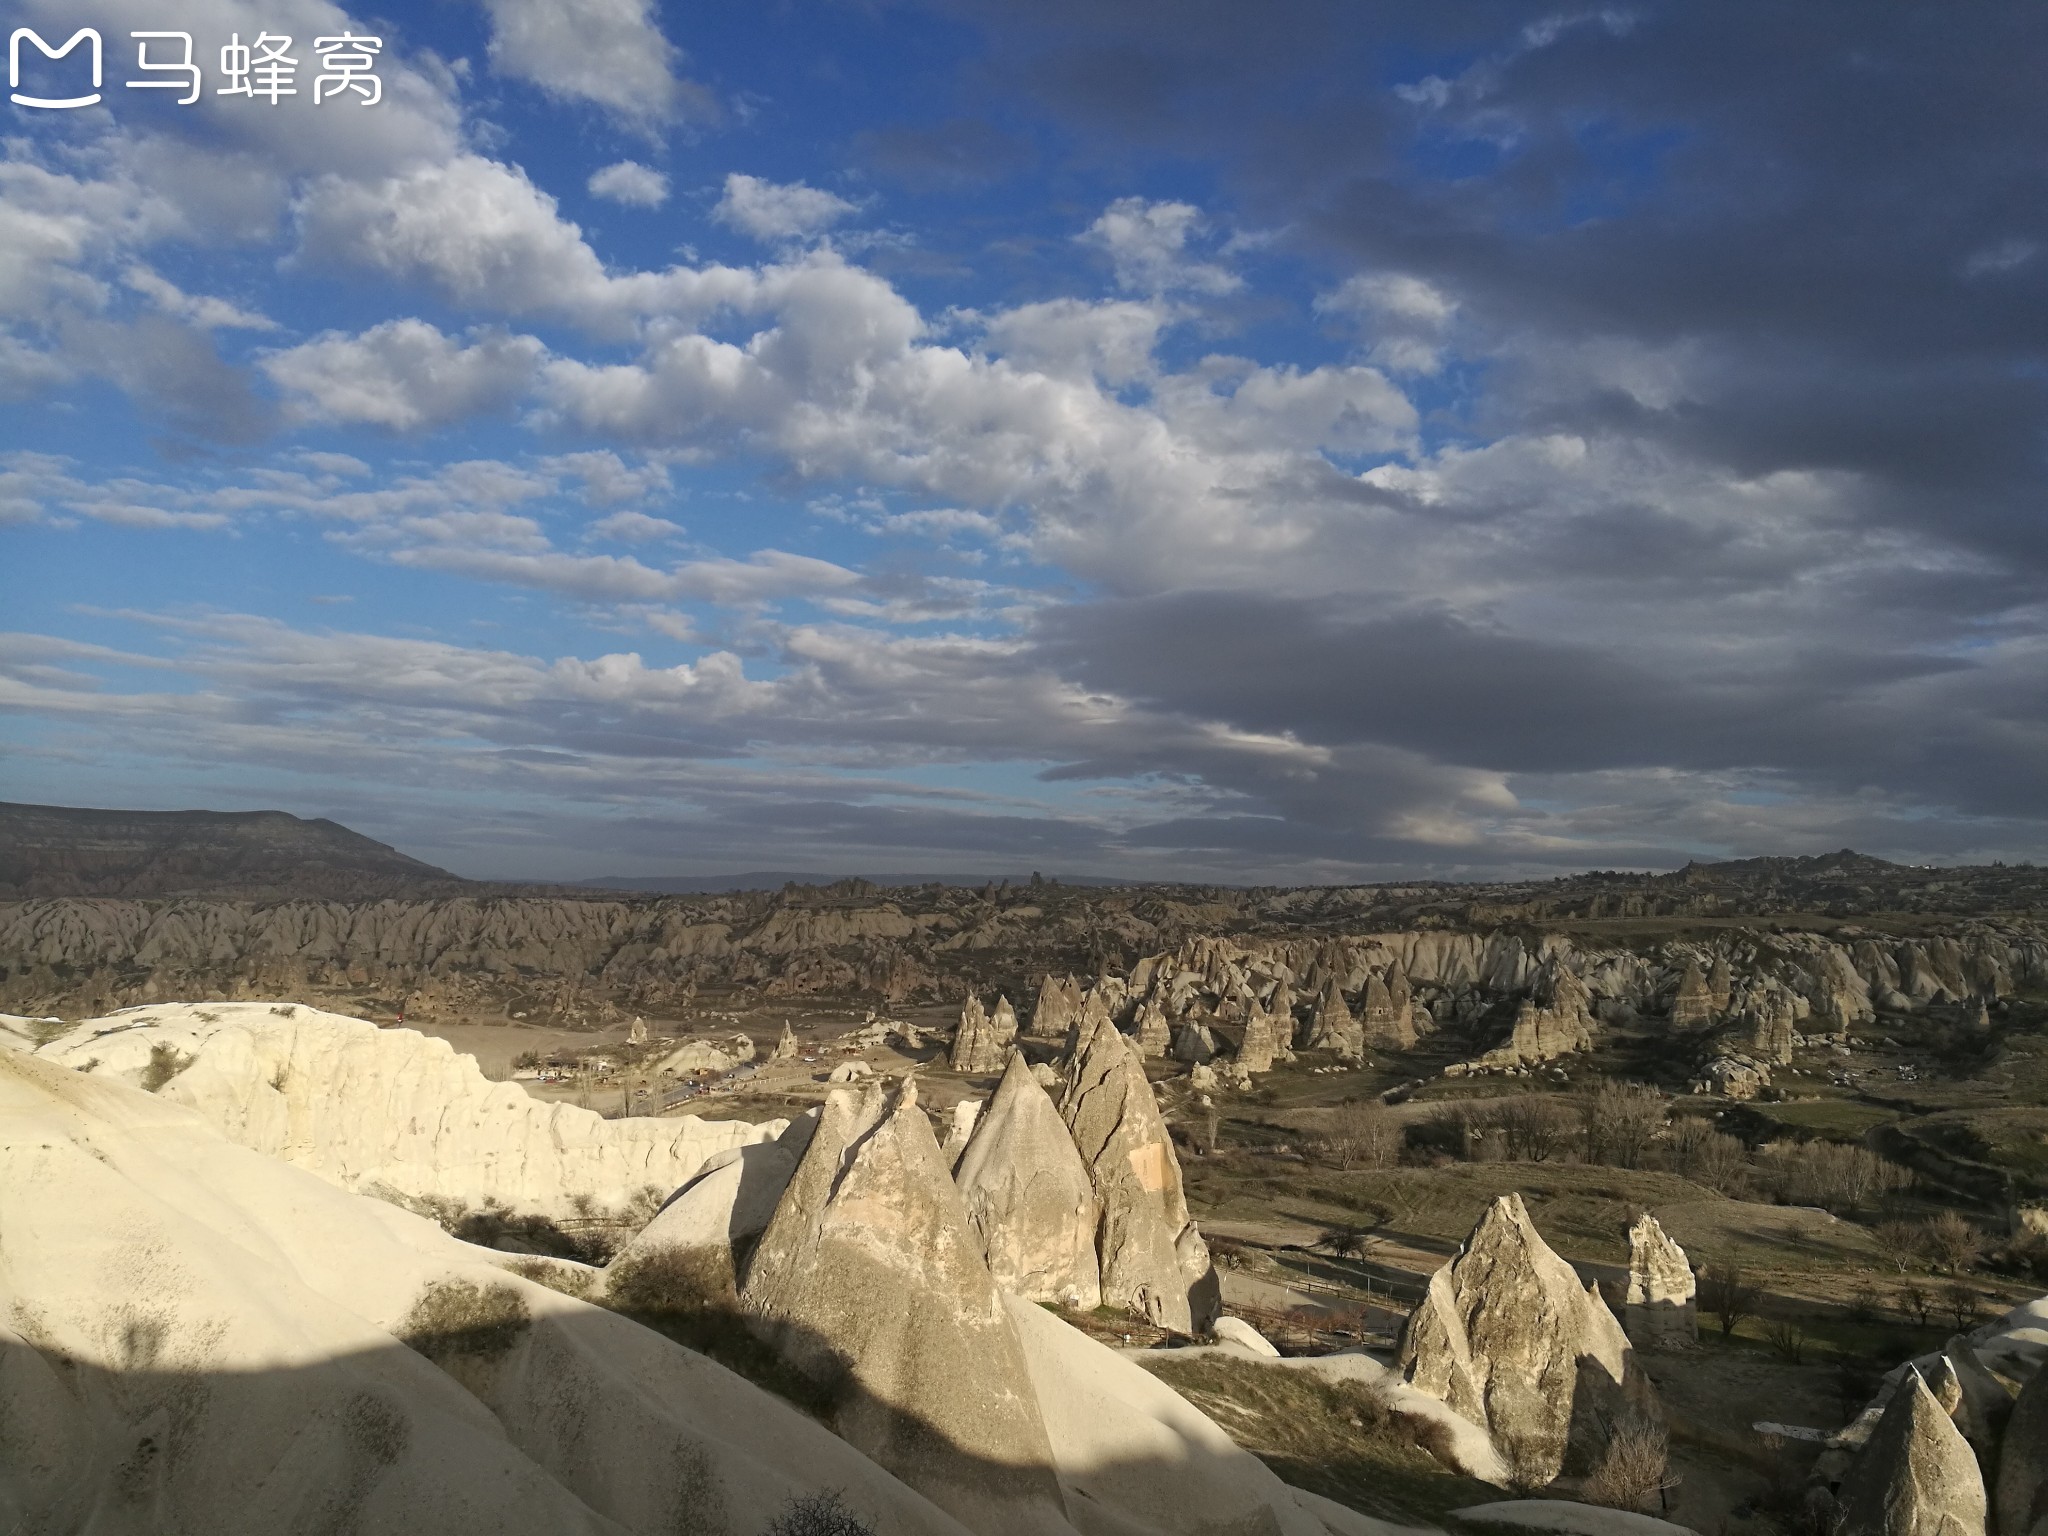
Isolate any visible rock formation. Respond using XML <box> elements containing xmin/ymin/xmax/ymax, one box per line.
<box><xmin>1706</xmin><ymin>954</ymin><xmax>1735</xmax><ymax>1013</ymax></box>
<box><xmin>1692</xmin><ymin>1053</ymin><xmax>1769</xmax><ymax>1099</ymax></box>
<box><xmin>991</xmin><ymin>992</ymin><xmax>1020</xmax><ymax>1046</ymax></box>
<box><xmin>1172</xmin><ymin>1021</ymin><xmax>1218</xmax><ymax>1064</ymax></box>
<box><xmin>1304</xmin><ymin>980</ymin><xmax>1363</xmax><ymax>1058</ymax></box>
<box><xmin>0</xmin><ymin>1043</ymin><xmax>980</xmax><ymax>1536</ymax></box>
<box><xmin>1029</xmin><ymin>973</ymin><xmax>1084</xmax><ymax>1039</ymax></box>
<box><xmin>1134</xmin><ymin>998</ymin><xmax>1171</xmax><ymax>1059</ymax></box>
<box><xmin>1623</xmin><ymin>1213</ymin><xmax>1697</xmax><ymax>1348</ymax></box>
<box><xmin>772</xmin><ymin>1020</ymin><xmax>799</xmax><ymax>1060</ymax></box>
<box><xmin>740</xmin><ymin>1077</ymin><xmax>1075</xmax><ymax>1536</ymax></box>
<box><xmin>955</xmin><ymin>1052</ymin><xmax>1102</xmax><ymax>1308</ymax></box>
<box><xmin>1836</xmin><ymin>1367</ymin><xmax>1987</xmax><ymax>1536</ymax></box>
<box><xmin>1997</xmin><ymin>1359</ymin><xmax>2048</xmax><ymax>1536</ymax></box>
<box><xmin>952</xmin><ymin>993</ymin><xmax>1006</xmax><ymax>1074</ymax></box>
<box><xmin>942</xmin><ymin>1097</ymin><xmax>983</xmax><ymax>1169</ymax></box>
<box><xmin>1360</xmin><ymin>973</ymin><xmax>1414</xmax><ymax>1048</ymax></box>
<box><xmin>1059</xmin><ymin>1012</ymin><xmax>1218</xmax><ymax>1333</ymax></box>
<box><xmin>35</xmin><ymin>1002</ymin><xmax>777</xmax><ymax>1223</ymax></box>
<box><xmin>1236</xmin><ymin>1005</ymin><xmax>1279</xmax><ymax>1074</ymax></box>
<box><xmin>1399</xmin><ymin>1194</ymin><xmax>1660</xmax><ymax>1486</ymax></box>
<box><xmin>1751</xmin><ymin>987</ymin><xmax>1797</xmax><ymax>1066</ymax></box>
<box><xmin>1475</xmin><ymin>964</ymin><xmax>1596</xmax><ymax>1069</ymax></box>
<box><xmin>1669</xmin><ymin>960</ymin><xmax>1715</xmax><ymax>1028</ymax></box>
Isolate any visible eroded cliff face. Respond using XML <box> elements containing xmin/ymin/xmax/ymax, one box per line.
<box><xmin>3</xmin><ymin>882</ymin><xmax>2041</xmax><ymax>1046</ymax></box>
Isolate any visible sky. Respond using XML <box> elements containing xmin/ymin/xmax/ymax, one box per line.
<box><xmin>2</xmin><ymin>0</ymin><xmax>2044</xmax><ymax>884</ymax></box>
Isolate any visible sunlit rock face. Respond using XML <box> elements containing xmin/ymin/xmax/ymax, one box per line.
<box><xmin>738</xmin><ymin>1077</ymin><xmax>1075</xmax><ymax>1536</ymax></box>
<box><xmin>955</xmin><ymin>1051</ymin><xmax>1101</xmax><ymax>1308</ymax></box>
<box><xmin>1399</xmin><ymin>1194</ymin><xmax>1661</xmax><ymax>1486</ymax></box>
<box><xmin>1623</xmin><ymin>1213</ymin><xmax>1697</xmax><ymax>1349</ymax></box>
<box><xmin>34</xmin><ymin>1002</ymin><xmax>777</xmax><ymax>1222</ymax></box>
<box><xmin>1059</xmin><ymin>1013</ymin><xmax>1218</xmax><ymax>1334</ymax></box>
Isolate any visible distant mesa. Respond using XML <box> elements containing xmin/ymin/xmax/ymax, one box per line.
<box><xmin>0</xmin><ymin>800</ymin><xmax>466</xmax><ymax>901</ymax></box>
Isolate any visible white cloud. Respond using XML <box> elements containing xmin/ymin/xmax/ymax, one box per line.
<box><xmin>588</xmin><ymin>509</ymin><xmax>683</xmax><ymax>542</ymax></box>
<box><xmin>713</xmin><ymin>174</ymin><xmax>859</xmax><ymax>244</ymax></box>
<box><xmin>588</xmin><ymin>160</ymin><xmax>670</xmax><ymax>208</ymax></box>
<box><xmin>122</xmin><ymin>267</ymin><xmax>277</xmax><ymax>332</ymax></box>
<box><xmin>979</xmin><ymin>298</ymin><xmax>1166</xmax><ymax>385</ymax></box>
<box><xmin>262</xmin><ymin>320</ymin><xmax>547</xmax><ymax>430</ymax></box>
<box><xmin>1080</xmin><ymin>197</ymin><xmax>1241</xmax><ymax>296</ymax></box>
<box><xmin>292</xmin><ymin>155</ymin><xmax>753</xmax><ymax>337</ymax></box>
<box><xmin>1317</xmin><ymin>272</ymin><xmax>1458</xmax><ymax>375</ymax></box>
<box><xmin>478</xmin><ymin>0</ymin><xmax>711</xmax><ymax>124</ymax></box>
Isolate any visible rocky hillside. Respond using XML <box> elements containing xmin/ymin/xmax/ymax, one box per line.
<box><xmin>0</xmin><ymin>801</ymin><xmax>470</xmax><ymax>901</ymax></box>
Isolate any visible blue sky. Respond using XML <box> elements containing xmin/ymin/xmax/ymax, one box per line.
<box><xmin>4</xmin><ymin>0</ymin><xmax>2045</xmax><ymax>881</ymax></box>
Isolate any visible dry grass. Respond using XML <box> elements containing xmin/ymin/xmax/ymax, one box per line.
<box><xmin>1137</xmin><ymin>1354</ymin><xmax>1494</xmax><ymax>1524</ymax></box>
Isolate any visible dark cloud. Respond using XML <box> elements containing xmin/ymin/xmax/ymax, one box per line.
<box><xmin>853</xmin><ymin>118</ymin><xmax>1036</xmax><ymax>191</ymax></box>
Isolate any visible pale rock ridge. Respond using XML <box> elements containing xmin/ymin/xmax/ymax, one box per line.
<box><xmin>772</xmin><ymin>1021</ymin><xmax>799</xmax><ymax>1060</ymax></box>
<box><xmin>1623</xmin><ymin>1213</ymin><xmax>1697</xmax><ymax>1348</ymax></box>
<box><xmin>605</xmin><ymin>1136</ymin><xmax>805</xmax><ymax>1303</ymax></box>
<box><xmin>0</xmin><ymin>1047</ymin><xmax>984</xmax><ymax>1536</ymax></box>
<box><xmin>1399</xmin><ymin>1194</ymin><xmax>1660</xmax><ymax>1486</ymax></box>
<box><xmin>35</xmin><ymin>1002</ymin><xmax>777</xmax><ymax>1222</ymax></box>
<box><xmin>1173</xmin><ymin>1021</ymin><xmax>1219</xmax><ymax>1064</ymax></box>
<box><xmin>739</xmin><ymin>1077</ymin><xmax>1075</xmax><ymax>1536</ymax></box>
<box><xmin>1058</xmin><ymin>1012</ymin><xmax>1219</xmax><ymax>1333</ymax></box>
<box><xmin>1000</xmin><ymin>1293</ymin><xmax>1342</xmax><ymax>1536</ymax></box>
<box><xmin>955</xmin><ymin>1052</ymin><xmax>1102</xmax><ymax>1308</ymax></box>
<box><xmin>952</xmin><ymin>993</ymin><xmax>1006</xmax><ymax>1074</ymax></box>
<box><xmin>1835</xmin><ymin>1367</ymin><xmax>1987</xmax><ymax>1536</ymax></box>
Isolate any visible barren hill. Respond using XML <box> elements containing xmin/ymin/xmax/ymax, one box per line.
<box><xmin>0</xmin><ymin>801</ymin><xmax>469</xmax><ymax>901</ymax></box>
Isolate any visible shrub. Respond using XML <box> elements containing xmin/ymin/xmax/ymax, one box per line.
<box><xmin>397</xmin><ymin>1279</ymin><xmax>529</xmax><ymax>1368</ymax></box>
<box><xmin>140</xmin><ymin>1041</ymin><xmax>193</xmax><ymax>1092</ymax></box>
<box><xmin>1581</xmin><ymin>1415</ymin><xmax>1674</xmax><ymax>1513</ymax></box>
<box><xmin>764</xmin><ymin>1490</ymin><xmax>876</xmax><ymax>1536</ymax></box>
<box><xmin>1698</xmin><ymin>1260</ymin><xmax>1762</xmax><ymax>1337</ymax></box>
<box><xmin>1762</xmin><ymin>1317</ymin><xmax>1807</xmax><ymax>1363</ymax></box>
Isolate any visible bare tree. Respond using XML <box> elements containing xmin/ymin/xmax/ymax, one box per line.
<box><xmin>1943</xmin><ymin>1282</ymin><xmax>1982</xmax><ymax>1333</ymax></box>
<box><xmin>1923</xmin><ymin>1211</ymin><xmax>1984</xmax><ymax>1273</ymax></box>
<box><xmin>1900</xmin><ymin>1282</ymin><xmax>1935</xmax><ymax>1328</ymax></box>
<box><xmin>1582</xmin><ymin>1081</ymin><xmax>1667</xmax><ymax>1169</ymax></box>
<box><xmin>1698</xmin><ymin>1260</ymin><xmax>1763</xmax><ymax>1337</ymax></box>
<box><xmin>1496</xmin><ymin>1095</ymin><xmax>1576</xmax><ymax>1162</ymax></box>
<box><xmin>1665</xmin><ymin>1118</ymin><xmax>1753</xmax><ymax>1194</ymax></box>
<box><xmin>1320</xmin><ymin>1098</ymin><xmax>1402</xmax><ymax>1170</ymax></box>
